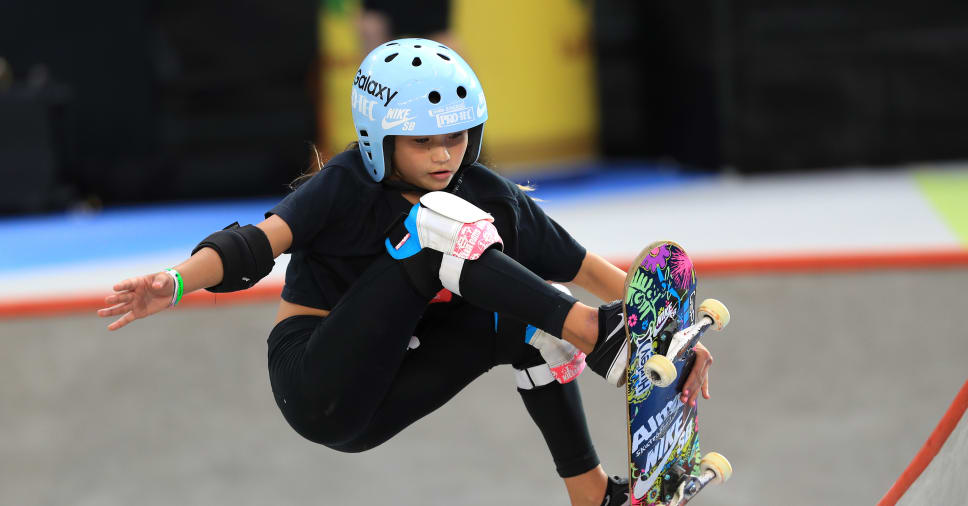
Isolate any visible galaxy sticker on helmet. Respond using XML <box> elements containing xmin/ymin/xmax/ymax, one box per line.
<box><xmin>354</xmin><ymin>70</ymin><xmax>399</xmax><ymax>106</ymax></box>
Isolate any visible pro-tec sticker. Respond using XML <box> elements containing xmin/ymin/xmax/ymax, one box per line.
<box><xmin>429</xmin><ymin>103</ymin><xmax>474</xmax><ymax>129</ymax></box>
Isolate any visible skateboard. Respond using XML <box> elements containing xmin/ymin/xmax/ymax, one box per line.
<box><xmin>624</xmin><ymin>241</ymin><xmax>732</xmax><ymax>506</ymax></box>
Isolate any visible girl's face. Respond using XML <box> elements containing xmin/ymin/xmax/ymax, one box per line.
<box><xmin>391</xmin><ymin>130</ymin><xmax>468</xmax><ymax>191</ymax></box>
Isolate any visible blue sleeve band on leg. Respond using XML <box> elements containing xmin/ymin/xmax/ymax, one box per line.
<box><xmin>385</xmin><ymin>203</ymin><xmax>423</xmax><ymax>260</ymax></box>
<box><xmin>494</xmin><ymin>313</ymin><xmax>540</xmax><ymax>343</ymax></box>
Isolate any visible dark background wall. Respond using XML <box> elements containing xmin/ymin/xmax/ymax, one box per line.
<box><xmin>0</xmin><ymin>0</ymin><xmax>317</xmax><ymax>214</ymax></box>
<box><xmin>594</xmin><ymin>0</ymin><xmax>968</xmax><ymax>173</ymax></box>
<box><xmin>2</xmin><ymin>1</ymin><xmax>967</xmax><ymax>214</ymax></box>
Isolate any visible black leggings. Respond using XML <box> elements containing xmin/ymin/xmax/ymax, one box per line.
<box><xmin>267</xmin><ymin>252</ymin><xmax>598</xmax><ymax>477</ymax></box>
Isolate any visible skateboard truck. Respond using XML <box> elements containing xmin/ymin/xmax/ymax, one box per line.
<box><xmin>660</xmin><ymin>463</ymin><xmax>689</xmax><ymax>503</ymax></box>
<box><xmin>662</xmin><ymin>453</ymin><xmax>733</xmax><ymax>506</ymax></box>
<box><xmin>644</xmin><ymin>299</ymin><xmax>730</xmax><ymax>388</ymax></box>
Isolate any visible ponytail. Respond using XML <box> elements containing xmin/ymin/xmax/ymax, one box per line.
<box><xmin>289</xmin><ymin>142</ymin><xmax>359</xmax><ymax>189</ymax></box>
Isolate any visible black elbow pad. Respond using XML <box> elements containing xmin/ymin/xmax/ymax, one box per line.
<box><xmin>192</xmin><ymin>222</ymin><xmax>275</xmax><ymax>292</ymax></box>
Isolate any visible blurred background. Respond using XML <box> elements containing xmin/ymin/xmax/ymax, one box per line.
<box><xmin>1</xmin><ymin>0</ymin><xmax>967</xmax><ymax>505</ymax></box>
<box><xmin>3</xmin><ymin>0</ymin><xmax>967</xmax><ymax>213</ymax></box>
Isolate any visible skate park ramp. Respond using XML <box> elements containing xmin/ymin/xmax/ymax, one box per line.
<box><xmin>1</xmin><ymin>166</ymin><xmax>968</xmax><ymax>505</ymax></box>
<box><xmin>882</xmin><ymin>381</ymin><xmax>968</xmax><ymax>505</ymax></box>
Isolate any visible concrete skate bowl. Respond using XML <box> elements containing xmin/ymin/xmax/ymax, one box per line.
<box><xmin>2</xmin><ymin>259</ymin><xmax>968</xmax><ymax>505</ymax></box>
<box><xmin>879</xmin><ymin>380</ymin><xmax>968</xmax><ymax>505</ymax></box>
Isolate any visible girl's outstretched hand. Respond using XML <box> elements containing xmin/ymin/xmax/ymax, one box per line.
<box><xmin>97</xmin><ymin>272</ymin><xmax>174</xmax><ymax>330</ymax></box>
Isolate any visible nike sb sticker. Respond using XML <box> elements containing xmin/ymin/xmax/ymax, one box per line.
<box><xmin>382</xmin><ymin>108</ymin><xmax>414</xmax><ymax>130</ymax></box>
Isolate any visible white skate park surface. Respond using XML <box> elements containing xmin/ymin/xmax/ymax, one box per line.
<box><xmin>1</xmin><ymin>163</ymin><xmax>966</xmax><ymax>505</ymax></box>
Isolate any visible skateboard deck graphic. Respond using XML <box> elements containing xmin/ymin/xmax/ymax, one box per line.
<box><xmin>624</xmin><ymin>241</ymin><xmax>731</xmax><ymax>506</ymax></box>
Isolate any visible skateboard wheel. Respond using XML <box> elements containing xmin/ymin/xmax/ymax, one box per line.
<box><xmin>700</xmin><ymin>452</ymin><xmax>732</xmax><ymax>484</ymax></box>
<box><xmin>698</xmin><ymin>299</ymin><xmax>730</xmax><ymax>331</ymax></box>
<box><xmin>644</xmin><ymin>355</ymin><xmax>677</xmax><ymax>387</ymax></box>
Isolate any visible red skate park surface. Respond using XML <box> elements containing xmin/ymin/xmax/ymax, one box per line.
<box><xmin>1</xmin><ymin>166</ymin><xmax>966</xmax><ymax>505</ymax></box>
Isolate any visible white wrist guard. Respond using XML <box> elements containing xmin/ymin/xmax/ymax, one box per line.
<box><xmin>385</xmin><ymin>192</ymin><xmax>503</xmax><ymax>295</ymax></box>
<box><xmin>415</xmin><ymin>192</ymin><xmax>503</xmax><ymax>259</ymax></box>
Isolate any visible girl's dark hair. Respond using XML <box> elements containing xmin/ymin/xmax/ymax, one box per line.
<box><xmin>289</xmin><ymin>142</ymin><xmax>359</xmax><ymax>189</ymax></box>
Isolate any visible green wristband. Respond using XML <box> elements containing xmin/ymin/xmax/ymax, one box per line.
<box><xmin>165</xmin><ymin>268</ymin><xmax>184</xmax><ymax>307</ymax></box>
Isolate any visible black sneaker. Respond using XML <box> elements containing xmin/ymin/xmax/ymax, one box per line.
<box><xmin>600</xmin><ymin>474</ymin><xmax>630</xmax><ymax>506</ymax></box>
<box><xmin>585</xmin><ymin>300</ymin><xmax>629</xmax><ymax>387</ymax></box>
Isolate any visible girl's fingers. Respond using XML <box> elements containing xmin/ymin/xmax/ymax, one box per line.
<box><xmin>681</xmin><ymin>379</ymin><xmax>700</xmax><ymax>406</ymax></box>
<box><xmin>98</xmin><ymin>301</ymin><xmax>125</xmax><ymax>313</ymax></box>
<box><xmin>113</xmin><ymin>279</ymin><xmax>134</xmax><ymax>292</ymax></box>
<box><xmin>693</xmin><ymin>363</ymin><xmax>710</xmax><ymax>402</ymax></box>
<box><xmin>677</xmin><ymin>345</ymin><xmax>714</xmax><ymax>406</ymax></box>
<box><xmin>681</xmin><ymin>363</ymin><xmax>710</xmax><ymax>406</ymax></box>
<box><xmin>107</xmin><ymin>311</ymin><xmax>135</xmax><ymax>331</ymax></box>
<box><xmin>103</xmin><ymin>293</ymin><xmax>133</xmax><ymax>306</ymax></box>
<box><xmin>114</xmin><ymin>274</ymin><xmax>152</xmax><ymax>293</ymax></box>
<box><xmin>97</xmin><ymin>302</ymin><xmax>129</xmax><ymax>317</ymax></box>
<box><xmin>681</xmin><ymin>386</ymin><xmax>697</xmax><ymax>407</ymax></box>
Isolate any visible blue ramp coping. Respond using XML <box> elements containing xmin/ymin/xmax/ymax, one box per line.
<box><xmin>0</xmin><ymin>162</ymin><xmax>703</xmax><ymax>273</ymax></box>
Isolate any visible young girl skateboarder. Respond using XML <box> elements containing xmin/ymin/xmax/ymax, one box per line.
<box><xmin>98</xmin><ymin>39</ymin><xmax>714</xmax><ymax>506</ymax></box>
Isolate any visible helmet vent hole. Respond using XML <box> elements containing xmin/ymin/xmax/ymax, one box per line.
<box><xmin>367</xmin><ymin>152</ymin><xmax>373</xmax><ymax>160</ymax></box>
<box><xmin>384</xmin><ymin>53</ymin><xmax>398</xmax><ymax>62</ymax></box>
<box><xmin>438</xmin><ymin>45</ymin><xmax>449</xmax><ymax>50</ymax></box>
<box><xmin>411</xmin><ymin>57</ymin><xmax>422</xmax><ymax>67</ymax></box>
<box><xmin>456</xmin><ymin>86</ymin><xmax>466</xmax><ymax>98</ymax></box>
<box><xmin>428</xmin><ymin>91</ymin><xmax>441</xmax><ymax>104</ymax></box>
<box><xmin>437</xmin><ymin>53</ymin><xmax>451</xmax><ymax>61</ymax></box>
<box><xmin>363</xmin><ymin>141</ymin><xmax>370</xmax><ymax>146</ymax></box>
<box><xmin>359</xmin><ymin>129</ymin><xmax>368</xmax><ymax>137</ymax></box>
<box><xmin>414</xmin><ymin>44</ymin><xmax>422</xmax><ymax>48</ymax></box>
<box><xmin>386</xmin><ymin>42</ymin><xmax>399</xmax><ymax>46</ymax></box>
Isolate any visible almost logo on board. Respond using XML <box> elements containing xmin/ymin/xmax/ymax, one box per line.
<box><xmin>631</xmin><ymin>397</ymin><xmax>692</xmax><ymax>498</ymax></box>
<box><xmin>631</xmin><ymin>395</ymin><xmax>684</xmax><ymax>457</ymax></box>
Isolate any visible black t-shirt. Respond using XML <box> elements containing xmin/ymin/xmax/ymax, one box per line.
<box><xmin>266</xmin><ymin>149</ymin><xmax>587</xmax><ymax>311</ymax></box>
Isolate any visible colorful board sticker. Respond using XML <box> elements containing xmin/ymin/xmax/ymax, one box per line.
<box><xmin>625</xmin><ymin>242</ymin><xmax>699</xmax><ymax>505</ymax></box>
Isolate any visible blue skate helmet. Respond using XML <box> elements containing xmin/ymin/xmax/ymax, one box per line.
<box><xmin>351</xmin><ymin>38</ymin><xmax>488</xmax><ymax>182</ymax></box>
